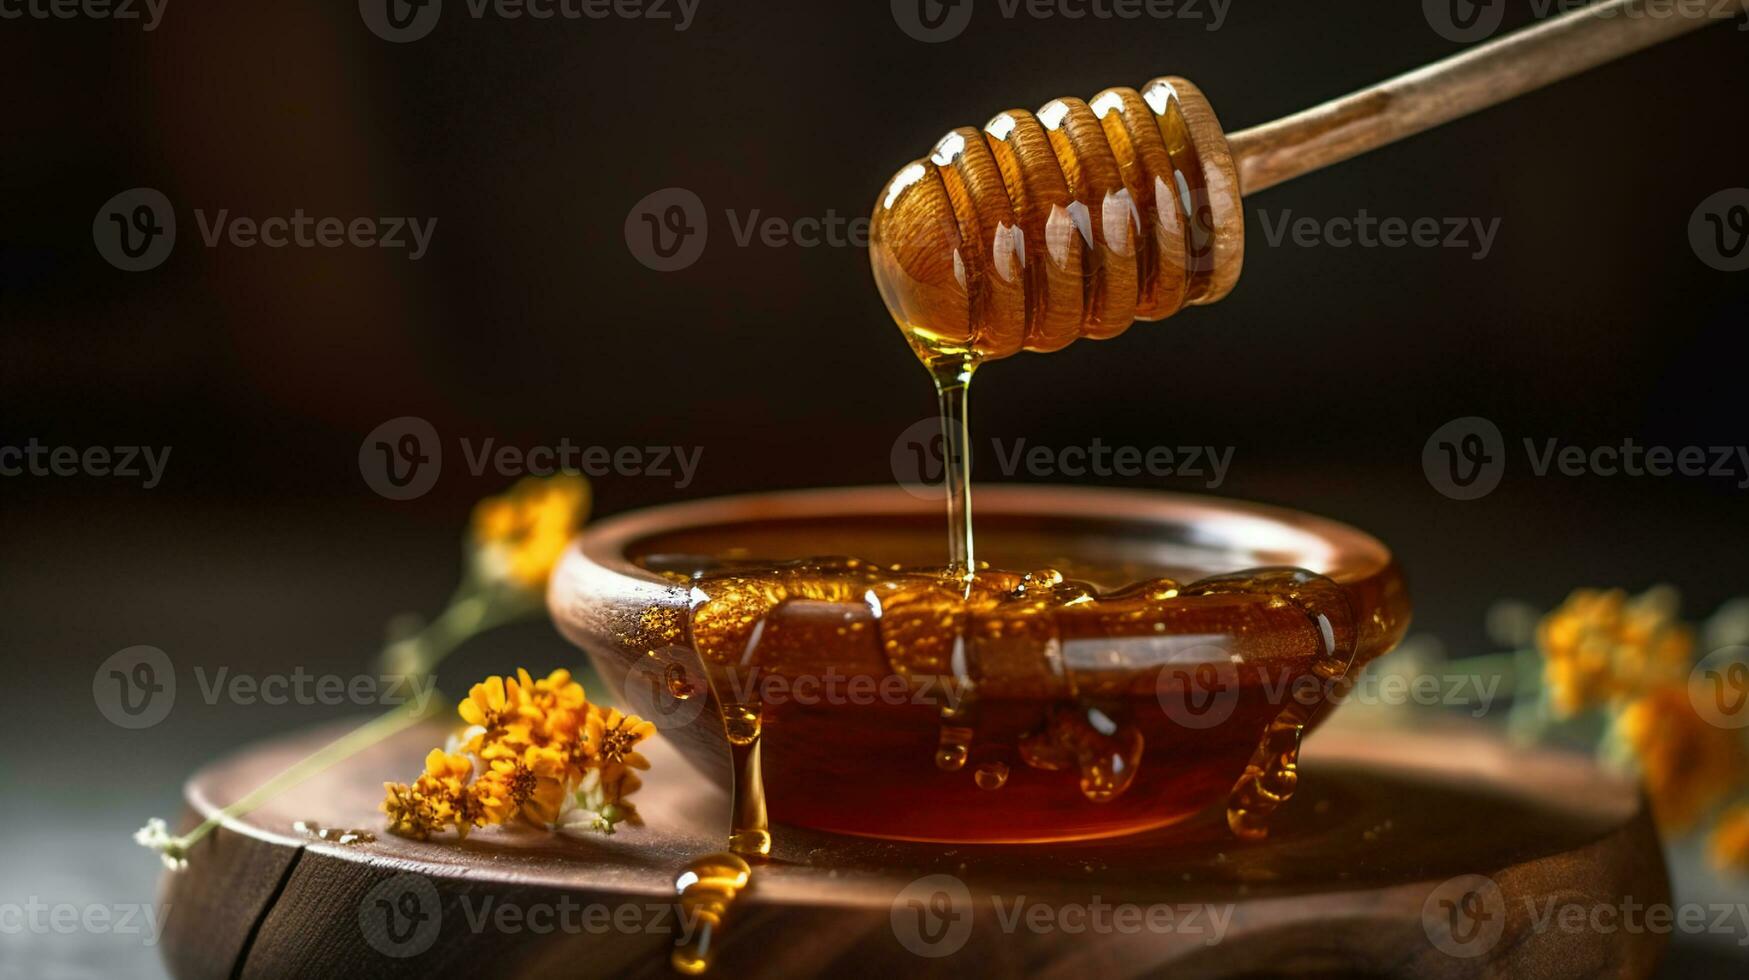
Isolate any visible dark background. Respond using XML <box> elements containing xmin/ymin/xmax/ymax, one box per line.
<box><xmin>2</xmin><ymin>2</ymin><xmax>1746</xmax><ymax>977</ymax></box>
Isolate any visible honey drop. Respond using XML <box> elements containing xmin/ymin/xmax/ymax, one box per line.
<box><xmin>974</xmin><ymin>762</ymin><xmax>1010</xmax><ymax>790</ymax></box>
<box><xmin>671</xmin><ymin>852</ymin><xmax>752</xmax><ymax>976</ymax></box>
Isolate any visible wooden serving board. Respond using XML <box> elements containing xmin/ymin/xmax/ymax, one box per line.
<box><xmin>159</xmin><ymin>716</ymin><xmax>1668</xmax><ymax>979</ymax></box>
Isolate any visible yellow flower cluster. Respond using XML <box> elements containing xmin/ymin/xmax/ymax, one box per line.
<box><xmin>1538</xmin><ymin>586</ymin><xmax>1693</xmax><ymax>718</ymax></box>
<box><xmin>382</xmin><ymin>668</ymin><xmax>655</xmax><ymax>840</ymax></box>
<box><xmin>1611</xmin><ymin>686</ymin><xmax>1745</xmax><ymax>833</ymax></box>
<box><xmin>1533</xmin><ymin>586</ymin><xmax>1749</xmax><ymax>839</ymax></box>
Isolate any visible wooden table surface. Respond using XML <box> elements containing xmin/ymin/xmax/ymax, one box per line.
<box><xmin>158</xmin><ymin>715</ymin><xmax>1668</xmax><ymax>979</ymax></box>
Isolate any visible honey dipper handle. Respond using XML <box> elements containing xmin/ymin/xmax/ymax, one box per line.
<box><xmin>1227</xmin><ymin>0</ymin><xmax>1727</xmax><ymax>194</ymax></box>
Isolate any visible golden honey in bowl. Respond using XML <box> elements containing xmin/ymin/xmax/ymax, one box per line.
<box><xmin>553</xmin><ymin>490</ymin><xmax>1410</xmax><ymax>850</ymax></box>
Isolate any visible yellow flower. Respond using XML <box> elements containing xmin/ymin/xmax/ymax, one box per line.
<box><xmin>458</xmin><ymin>674</ymin><xmax>534</xmax><ymax>754</ymax></box>
<box><xmin>470</xmin><ymin>474</ymin><xmax>591</xmax><ymax>592</ymax></box>
<box><xmin>1611</xmin><ymin>686</ymin><xmax>1745</xmax><ymax>833</ymax></box>
<box><xmin>521</xmin><ymin>667</ymin><xmax>587</xmax><ymax>714</ymax></box>
<box><xmin>1539</xmin><ymin>586</ymin><xmax>1693</xmax><ymax>718</ymax></box>
<box><xmin>382</xmin><ymin>749</ymin><xmax>501</xmax><ymax>840</ymax></box>
<box><xmin>587</xmin><ymin>706</ymin><xmax>656</xmax><ymax>771</ymax></box>
<box><xmin>485</xmin><ymin>755</ymin><xmax>570</xmax><ymax>828</ymax></box>
<box><xmin>381</xmin><ymin>782</ymin><xmax>442</xmax><ymax>840</ymax></box>
<box><xmin>1711</xmin><ymin>806</ymin><xmax>1749</xmax><ymax>875</ymax></box>
<box><xmin>518</xmin><ymin>667</ymin><xmax>589</xmax><ymax>743</ymax></box>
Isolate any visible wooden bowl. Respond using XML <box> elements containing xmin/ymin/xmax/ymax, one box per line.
<box><xmin>548</xmin><ymin>485</ymin><xmax>1411</xmax><ymax>843</ymax></box>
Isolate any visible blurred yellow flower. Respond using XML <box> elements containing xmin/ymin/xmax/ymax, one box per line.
<box><xmin>1611</xmin><ymin>686</ymin><xmax>1745</xmax><ymax>833</ymax></box>
<box><xmin>1711</xmin><ymin>805</ymin><xmax>1749</xmax><ymax>874</ymax></box>
<box><xmin>470</xmin><ymin>473</ymin><xmax>591</xmax><ymax>592</ymax></box>
<box><xmin>1539</xmin><ymin>586</ymin><xmax>1693</xmax><ymax>718</ymax></box>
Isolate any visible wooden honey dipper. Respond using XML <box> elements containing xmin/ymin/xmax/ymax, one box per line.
<box><xmin>870</xmin><ymin>0</ymin><xmax>1730</xmax><ymax>364</ymax></box>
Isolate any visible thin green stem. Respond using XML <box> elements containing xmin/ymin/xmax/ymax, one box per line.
<box><xmin>385</xmin><ymin>588</ymin><xmax>532</xmax><ymax>678</ymax></box>
<box><xmin>175</xmin><ymin>698</ymin><xmax>439</xmax><ymax>851</ymax></box>
<box><xmin>158</xmin><ymin>584</ymin><xmax>537</xmax><ymax>860</ymax></box>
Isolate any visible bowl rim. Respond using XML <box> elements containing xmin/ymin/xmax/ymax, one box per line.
<box><xmin>563</xmin><ymin>483</ymin><xmax>1397</xmax><ymax>590</ymax></box>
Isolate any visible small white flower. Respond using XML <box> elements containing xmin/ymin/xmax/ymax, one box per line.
<box><xmin>134</xmin><ymin>818</ymin><xmax>189</xmax><ymax>872</ymax></box>
<box><xmin>554</xmin><ymin>770</ymin><xmax>637</xmax><ymax>837</ymax></box>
